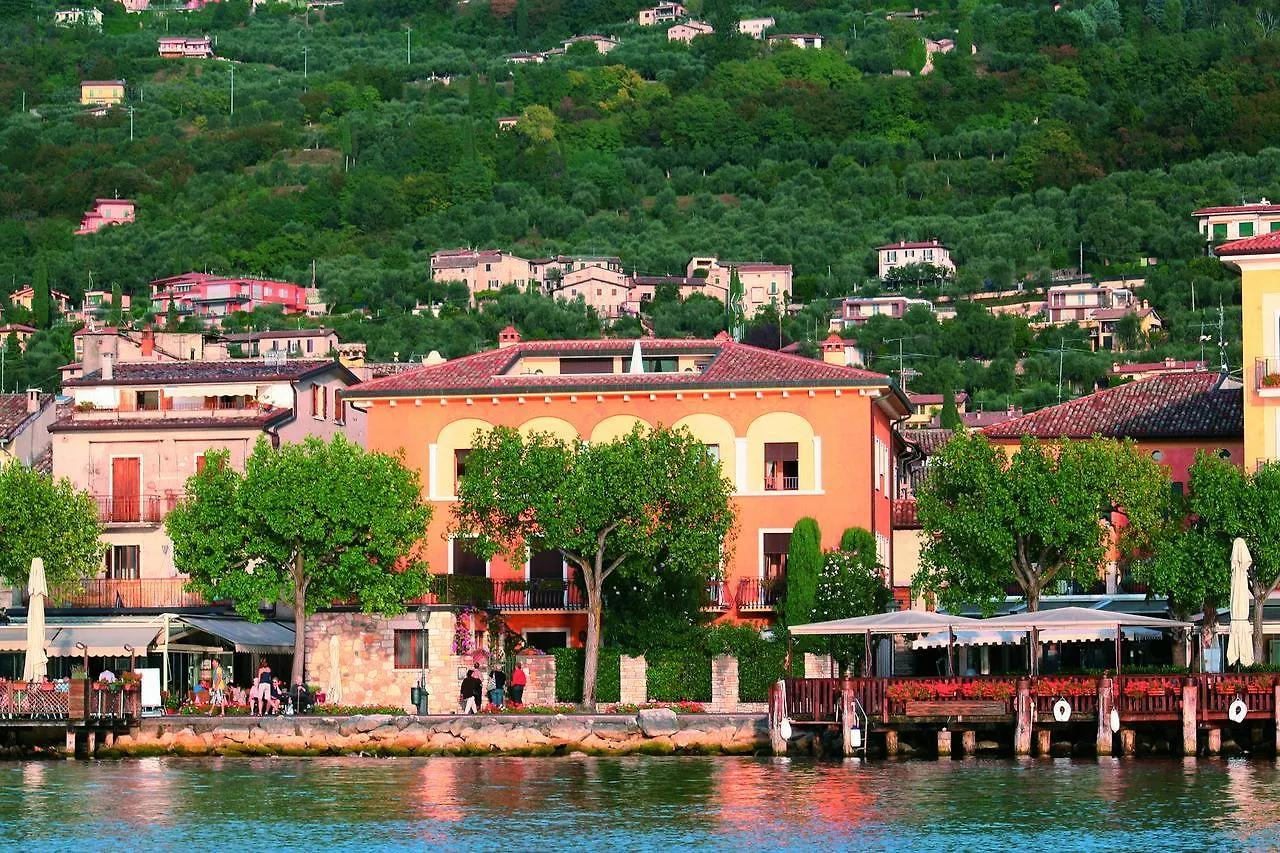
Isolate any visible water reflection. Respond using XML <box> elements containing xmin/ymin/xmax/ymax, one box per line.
<box><xmin>2</xmin><ymin>756</ymin><xmax>1280</xmax><ymax>851</ymax></box>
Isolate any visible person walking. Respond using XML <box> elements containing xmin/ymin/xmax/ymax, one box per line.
<box><xmin>208</xmin><ymin>659</ymin><xmax>227</xmax><ymax>717</ymax></box>
<box><xmin>509</xmin><ymin>662</ymin><xmax>527</xmax><ymax>705</ymax></box>
<box><xmin>460</xmin><ymin>669</ymin><xmax>481</xmax><ymax>714</ymax></box>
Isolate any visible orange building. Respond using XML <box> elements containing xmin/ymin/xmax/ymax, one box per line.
<box><xmin>345</xmin><ymin>329</ymin><xmax>909</xmax><ymax>650</ymax></box>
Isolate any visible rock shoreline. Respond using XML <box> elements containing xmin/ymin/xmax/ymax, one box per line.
<box><xmin>97</xmin><ymin>709</ymin><xmax>769</xmax><ymax>758</ymax></box>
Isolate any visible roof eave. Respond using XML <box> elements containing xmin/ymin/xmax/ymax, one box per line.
<box><xmin>345</xmin><ymin>375</ymin><xmax>896</xmax><ymax>400</ymax></box>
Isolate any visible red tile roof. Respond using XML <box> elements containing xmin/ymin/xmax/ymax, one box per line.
<box><xmin>347</xmin><ymin>338</ymin><xmax>897</xmax><ymax>397</ymax></box>
<box><xmin>983</xmin><ymin>372</ymin><xmax>1242</xmax><ymax>440</ymax></box>
<box><xmin>1110</xmin><ymin>360</ymin><xmax>1207</xmax><ymax>376</ymax></box>
<box><xmin>1090</xmin><ymin>307</ymin><xmax>1157</xmax><ymax>321</ymax></box>
<box><xmin>1194</xmin><ymin>204</ymin><xmax>1280</xmax><ymax>215</ymax></box>
<box><xmin>907</xmin><ymin>391</ymin><xmax>969</xmax><ymax>406</ymax></box>
<box><xmin>63</xmin><ymin>359</ymin><xmax>344</xmax><ymax>387</ymax></box>
<box><xmin>49</xmin><ymin>410</ymin><xmax>291</xmax><ymax>433</ymax></box>
<box><xmin>901</xmin><ymin>428</ymin><xmax>955</xmax><ymax>455</ymax></box>
<box><xmin>0</xmin><ymin>394</ymin><xmax>51</xmax><ymax>442</ymax></box>
<box><xmin>1215</xmin><ymin>233</ymin><xmax>1280</xmax><ymax>256</ymax></box>
<box><xmin>877</xmin><ymin>240</ymin><xmax>947</xmax><ymax>251</ymax></box>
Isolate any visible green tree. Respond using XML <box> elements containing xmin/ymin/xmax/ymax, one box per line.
<box><xmin>0</xmin><ymin>461</ymin><xmax>104</xmax><ymax>591</ymax></box>
<box><xmin>939</xmin><ymin>386</ymin><xmax>964</xmax><ymax>430</ymax></box>
<box><xmin>166</xmin><ymin>436</ymin><xmax>433</xmax><ymax>684</ymax></box>
<box><xmin>727</xmin><ymin>267</ymin><xmax>745</xmax><ymax>341</ymax></box>
<box><xmin>107</xmin><ymin>282</ymin><xmax>124</xmax><ymax>327</ymax></box>
<box><xmin>914</xmin><ymin>433</ymin><xmax>1169</xmax><ymax>612</ymax></box>
<box><xmin>450</xmin><ymin>425</ymin><xmax>735</xmax><ymax>708</ymax></box>
<box><xmin>783</xmin><ymin>518</ymin><xmax>822</xmax><ymax>630</ymax></box>
<box><xmin>810</xmin><ymin>529</ymin><xmax>892</xmax><ymax>674</ymax></box>
<box><xmin>31</xmin><ymin>257</ymin><xmax>50</xmax><ymax>329</ymax></box>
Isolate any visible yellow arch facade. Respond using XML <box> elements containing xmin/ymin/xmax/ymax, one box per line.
<box><xmin>672</xmin><ymin>413</ymin><xmax>738</xmax><ymax>484</ymax></box>
<box><xmin>589</xmin><ymin>414</ymin><xmax>652</xmax><ymax>444</ymax></box>
<box><xmin>517</xmin><ymin>416</ymin><xmax>580</xmax><ymax>442</ymax></box>
<box><xmin>744</xmin><ymin>411</ymin><xmax>816</xmax><ymax>492</ymax></box>
<box><xmin>433</xmin><ymin>417</ymin><xmax>495</xmax><ymax>497</ymax></box>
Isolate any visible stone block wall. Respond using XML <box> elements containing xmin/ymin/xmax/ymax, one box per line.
<box><xmin>804</xmin><ymin>653</ymin><xmax>835</xmax><ymax>679</ymax></box>
<box><xmin>521</xmin><ymin>655</ymin><xmax>556</xmax><ymax>706</ymax></box>
<box><xmin>620</xmin><ymin>655</ymin><xmax>647</xmax><ymax>705</ymax></box>
<box><xmin>710</xmin><ymin>655</ymin><xmax>739</xmax><ymax>712</ymax></box>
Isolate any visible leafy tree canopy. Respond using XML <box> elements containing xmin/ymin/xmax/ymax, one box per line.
<box><xmin>0</xmin><ymin>461</ymin><xmax>104</xmax><ymax>592</ymax></box>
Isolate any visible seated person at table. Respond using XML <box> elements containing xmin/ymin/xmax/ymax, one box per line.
<box><xmin>268</xmin><ymin>678</ymin><xmax>284</xmax><ymax>715</ymax></box>
<box><xmin>290</xmin><ymin>679</ymin><xmax>313</xmax><ymax>714</ymax></box>
<box><xmin>192</xmin><ymin>680</ymin><xmax>210</xmax><ymax>706</ymax></box>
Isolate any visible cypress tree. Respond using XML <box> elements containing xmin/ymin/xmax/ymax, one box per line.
<box><xmin>31</xmin><ymin>257</ymin><xmax>50</xmax><ymax>329</ymax></box>
<box><xmin>107</xmin><ymin>282</ymin><xmax>124</xmax><ymax>327</ymax></box>
<box><xmin>783</xmin><ymin>517</ymin><xmax>822</xmax><ymax>629</ymax></box>
<box><xmin>940</xmin><ymin>386</ymin><xmax>964</xmax><ymax>430</ymax></box>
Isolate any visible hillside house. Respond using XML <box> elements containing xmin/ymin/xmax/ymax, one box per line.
<box><xmin>1195</xmin><ymin>201</ymin><xmax>1280</xmax><ymax>249</ymax></box>
<box><xmin>638</xmin><ymin>2</ymin><xmax>685</xmax><ymax>25</ymax></box>
<box><xmin>685</xmin><ymin>256</ymin><xmax>792</xmax><ymax>317</ymax></box>
<box><xmin>158</xmin><ymin>36</ymin><xmax>213</xmax><ymax>59</ymax></box>
<box><xmin>668</xmin><ymin>20</ymin><xmax>714</xmax><ymax>43</ymax></box>
<box><xmin>9</xmin><ymin>285</ymin><xmax>73</xmax><ymax>316</ymax></box>
<box><xmin>738</xmin><ymin>17</ymin><xmax>775</xmax><ymax>38</ymax></box>
<box><xmin>561</xmin><ymin>35</ymin><xmax>619</xmax><ymax>54</ymax></box>
<box><xmin>150</xmin><ymin>273</ymin><xmax>317</xmax><ymax>322</ymax></box>
<box><xmin>0</xmin><ymin>325</ymin><xmax>37</xmax><ymax>352</ymax></box>
<box><xmin>55</xmin><ymin>7</ymin><xmax>103</xmax><ymax>27</ymax></box>
<box><xmin>768</xmin><ymin>33</ymin><xmax>824</xmax><ymax>49</ymax></box>
<box><xmin>1046</xmin><ymin>281</ymin><xmax>1134</xmax><ymax>324</ymax></box>
<box><xmin>431</xmin><ymin>248</ymin><xmax>533</xmax><ymax>300</ymax></box>
<box><xmin>80</xmin><ymin>80</ymin><xmax>124</xmax><ymax>106</ymax></box>
<box><xmin>877</xmin><ymin>239</ymin><xmax>955</xmax><ymax>280</ymax></box>
<box><xmin>837</xmin><ymin>296</ymin><xmax>935</xmax><ymax>328</ymax></box>
<box><xmin>75</xmin><ymin>199</ymin><xmax>136</xmax><ymax>235</ymax></box>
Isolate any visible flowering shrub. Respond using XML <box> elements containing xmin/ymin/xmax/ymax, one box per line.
<box><xmin>1263</xmin><ymin>373</ymin><xmax>1280</xmax><ymax>389</ymax></box>
<box><xmin>478</xmin><ymin>702</ymin><xmax>580</xmax><ymax>715</ymax></box>
<box><xmin>180</xmin><ymin>703</ymin><xmax>252</xmax><ymax>716</ymax></box>
<box><xmin>608</xmin><ymin>700</ymin><xmax>707</xmax><ymax>714</ymax></box>
<box><xmin>452</xmin><ymin>607</ymin><xmax>479</xmax><ymax>655</ymax></box>
<box><xmin>960</xmin><ymin>680</ymin><xmax>1016</xmax><ymax>700</ymax></box>
<box><xmin>886</xmin><ymin>682</ymin><xmax>937</xmax><ymax>702</ymax></box>
<box><xmin>1034</xmin><ymin>678</ymin><xmax>1096</xmax><ymax>697</ymax></box>
<box><xmin>1121</xmin><ymin>678</ymin><xmax>1179</xmax><ymax>696</ymax></box>
<box><xmin>313</xmin><ymin>704</ymin><xmax>408</xmax><ymax>716</ymax></box>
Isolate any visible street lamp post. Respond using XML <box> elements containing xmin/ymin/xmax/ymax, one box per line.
<box><xmin>413</xmin><ymin>604</ymin><xmax>429</xmax><ymax>714</ymax></box>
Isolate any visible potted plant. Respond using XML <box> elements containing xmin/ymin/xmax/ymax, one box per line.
<box><xmin>162</xmin><ymin>691</ymin><xmax>180</xmax><ymax>715</ymax></box>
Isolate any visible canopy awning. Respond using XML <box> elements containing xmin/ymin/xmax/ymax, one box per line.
<box><xmin>912</xmin><ymin>625</ymin><xmax>1164</xmax><ymax>649</ymax></box>
<box><xmin>788</xmin><ymin>610</ymin><xmax>984</xmax><ymax>636</ymax></box>
<box><xmin>174</xmin><ymin>616</ymin><xmax>295</xmax><ymax>654</ymax></box>
<box><xmin>979</xmin><ymin>606</ymin><xmax>1190</xmax><ymax>632</ymax></box>
<box><xmin>0</xmin><ymin>626</ymin><xmax>32</xmax><ymax>652</ymax></box>
<box><xmin>45</xmin><ymin>624</ymin><xmax>161</xmax><ymax>657</ymax></box>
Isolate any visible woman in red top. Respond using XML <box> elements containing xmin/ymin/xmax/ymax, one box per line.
<box><xmin>509</xmin><ymin>662</ymin><xmax>527</xmax><ymax>705</ymax></box>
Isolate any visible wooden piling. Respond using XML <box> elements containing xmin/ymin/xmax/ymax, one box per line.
<box><xmin>1206</xmin><ymin>727</ymin><xmax>1221</xmax><ymax>755</ymax></box>
<box><xmin>1181</xmin><ymin>677</ymin><xmax>1198</xmax><ymax>756</ymax></box>
<box><xmin>64</xmin><ymin>729</ymin><xmax>76</xmax><ymax>757</ymax></box>
<box><xmin>840</xmin><ymin>679</ymin><xmax>856</xmax><ymax>757</ymax></box>
<box><xmin>961</xmin><ymin>730</ymin><xmax>976</xmax><ymax>757</ymax></box>
<box><xmin>769</xmin><ymin>681</ymin><xmax>787</xmax><ymax>756</ymax></box>
<box><xmin>937</xmin><ymin>728</ymin><xmax>952</xmax><ymax>758</ymax></box>
<box><xmin>1036</xmin><ymin>729</ymin><xmax>1051</xmax><ymax>756</ymax></box>
<box><xmin>1096</xmin><ymin>676</ymin><xmax>1114</xmax><ymax>757</ymax></box>
<box><xmin>884</xmin><ymin>729</ymin><xmax>899</xmax><ymax>757</ymax></box>
<box><xmin>1014</xmin><ymin>678</ymin><xmax>1033</xmax><ymax>756</ymax></box>
<box><xmin>1120</xmin><ymin>729</ymin><xmax>1136</xmax><ymax>756</ymax></box>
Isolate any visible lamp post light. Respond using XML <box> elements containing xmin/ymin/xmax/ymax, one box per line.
<box><xmin>414</xmin><ymin>604</ymin><xmax>429</xmax><ymax>714</ymax></box>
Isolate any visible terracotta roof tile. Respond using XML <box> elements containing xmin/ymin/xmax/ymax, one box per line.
<box><xmin>983</xmin><ymin>372</ymin><xmax>1242</xmax><ymax>440</ymax></box>
<box><xmin>49</xmin><ymin>409</ymin><xmax>291</xmax><ymax>433</ymax></box>
<box><xmin>347</xmin><ymin>338</ymin><xmax>895</xmax><ymax>397</ymax></box>
<box><xmin>902</xmin><ymin>427</ymin><xmax>955</xmax><ymax>455</ymax></box>
<box><xmin>0</xmin><ymin>394</ymin><xmax>45</xmax><ymax>441</ymax></box>
<box><xmin>1215</xmin><ymin>233</ymin><xmax>1280</xmax><ymax>256</ymax></box>
<box><xmin>1194</xmin><ymin>204</ymin><xmax>1280</xmax><ymax>215</ymax></box>
<box><xmin>63</xmin><ymin>359</ymin><xmax>341</xmax><ymax>387</ymax></box>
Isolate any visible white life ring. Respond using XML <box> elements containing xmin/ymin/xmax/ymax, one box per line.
<box><xmin>1053</xmin><ymin>699</ymin><xmax>1072</xmax><ymax>722</ymax></box>
<box><xmin>1110</xmin><ymin>708</ymin><xmax>1121</xmax><ymax>733</ymax></box>
<box><xmin>1229</xmin><ymin>699</ymin><xmax>1248</xmax><ymax>723</ymax></box>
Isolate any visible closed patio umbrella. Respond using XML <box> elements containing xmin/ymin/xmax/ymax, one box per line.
<box><xmin>1227</xmin><ymin>537</ymin><xmax>1254</xmax><ymax>667</ymax></box>
<box><xmin>22</xmin><ymin>558</ymin><xmax>48</xmax><ymax>683</ymax></box>
<box><xmin>326</xmin><ymin>634</ymin><xmax>343</xmax><ymax>705</ymax></box>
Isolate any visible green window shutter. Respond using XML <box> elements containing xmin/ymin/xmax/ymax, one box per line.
<box><xmin>1240</xmin><ymin>222</ymin><xmax>1254</xmax><ymax>238</ymax></box>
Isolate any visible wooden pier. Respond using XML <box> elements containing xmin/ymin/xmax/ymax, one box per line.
<box><xmin>770</xmin><ymin>673</ymin><xmax>1280</xmax><ymax>758</ymax></box>
<box><xmin>0</xmin><ymin>680</ymin><xmax>141</xmax><ymax>757</ymax></box>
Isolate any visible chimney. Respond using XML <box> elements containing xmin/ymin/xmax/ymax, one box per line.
<box><xmin>820</xmin><ymin>333</ymin><xmax>846</xmax><ymax>366</ymax></box>
<box><xmin>1165</xmin><ymin>357</ymin><xmax>1176</xmax><ymax>368</ymax></box>
<box><xmin>497</xmin><ymin>326</ymin><xmax>521</xmax><ymax>349</ymax></box>
<box><xmin>141</xmin><ymin>327</ymin><xmax>154</xmax><ymax>357</ymax></box>
<box><xmin>26</xmin><ymin>388</ymin><xmax>41</xmax><ymax>414</ymax></box>
<box><xmin>102</xmin><ymin>351</ymin><xmax>115</xmax><ymax>381</ymax></box>
<box><xmin>83</xmin><ymin>332</ymin><xmax>102</xmax><ymax>376</ymax></box>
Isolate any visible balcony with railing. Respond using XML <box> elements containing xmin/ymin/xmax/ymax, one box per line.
<box><xmin>736</xmin><ymin>577</ymin><xmax>783</xmax><ymax>612</ymax></box>
<box><xmin>764</xmin><ymin>476</ymin><xmax>799</xmax><ymax>491</ymax></box>
<box><xmin>704</xmin><ymin>580</ymin><xmax>730</xmax><ymax>611</ymax></box>
<box><xmin>93</xmin><ymin>493</ymin><xmax>179</xmax><ymax>525</ymax></box>
<box><xmin>25</xmin><ymin>578</ymin><xmax>209</xmax><ymax>610</ymax></box>
<box><xmin>70</xmin><ymin>399</ymin><xmax>279</xmax><ymax>424</ymax></box>
<box><xmin>413</xmin><ymin>573</ymin><xmax>586</xmax><ymax>611</ymax></box>
<box><xmin>1256</xmin><ymin>358</ymin><xmax>1280</xmax><ymax>395</ymax></box>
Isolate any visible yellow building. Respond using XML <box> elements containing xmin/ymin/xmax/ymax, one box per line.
<box><xmin>80</xmin><ymin>80</ymin><xmax>125</xmax><ymax>107</ymax></box>
<box><xmin>1218</xmin><ymin>232</ymin><xmax>1280</xmax><ymax>467</ymax></box>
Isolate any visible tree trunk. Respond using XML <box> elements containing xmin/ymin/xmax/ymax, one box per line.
<box><xmin>292</xmin><ymin>552</ymin><xmax>307</xmax><ymax>686</ymax></box>
<box><xmin>582</xmin><ymin>595</ymin><xmax>603</xmax><ymax>712</ymax></box>
<box><xmin>1025</xmin><ymin>580</ymin><xmax>1040</xmax><ymax>613</ymax></box>
<box><xmin>1253</xmin><ymin>580</ymin><xmax>1272</xmax><ymax>666</ymax></box>
<box><xmin>1200</xmin><ymin>603</ymin><xmax>1218</xmax><ymax>673</ymax></box>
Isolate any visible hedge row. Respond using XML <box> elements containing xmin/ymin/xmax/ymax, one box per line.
<box><xmin>552</xmin><ymin>647</ymin><xmax>621</xmax><ymax>703</ymax></box>
<box><xmin>646</xmin><ymin>649</ymin><xmax>712</xmax><ymax>702</ymax></box>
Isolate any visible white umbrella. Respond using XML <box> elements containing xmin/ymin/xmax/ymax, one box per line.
<box><xmin>326</xmin><ymin>634</ymin><xmax>343</xmax><ymax>705</ymax></box>
<box><xmin>629</xmin><ymin>339</ymin><xmax>644</xmax><ymax>374</ymax></box>
<box><xmin>1227</xmin><ymin>537</ymin><xmax>1254</xmax><ymax>667</ymax></box>
<box><xmin>22</xmin><ymin>558</ymin><xmax>47</xmax><ymax>683</ymax></box>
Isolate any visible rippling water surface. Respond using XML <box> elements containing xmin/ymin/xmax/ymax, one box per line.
<box><xmin>2</xmin><ymin>755</ymin><xmax>1278</xmax><ymax>851</ymax></box>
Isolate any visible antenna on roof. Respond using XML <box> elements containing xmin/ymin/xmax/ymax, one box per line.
<box><xmin>1218</xmin><ymin>300</ymin><xmax>1229</xmax><ymax>374</ymax></box>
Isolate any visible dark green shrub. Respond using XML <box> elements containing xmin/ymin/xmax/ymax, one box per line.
<box><xmin>552</xmin><ymin>647</ymin><xmax>621</xmax><ymax>703</ymax></box>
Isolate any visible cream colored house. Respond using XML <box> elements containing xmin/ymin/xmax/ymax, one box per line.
<box><xmin>0</xmin><ymin>390</ymin><xmax>56</xmax><ymax>468</ymax></box>
<box><xmin>668</xmin><ymin>20</ymin><xmax>714</xmax><ymax>43</ymax></box>
<box><xmin>561</xmin><ymin>35</ymin><xmax>620</xmax><ymax>54</ymax></box>
<box><xmin>430</xmin><ymin>248</ymin><xmax>534</xmax><ymax>301</ymax></box>
<box><xmin>638</xmin><ymin>2</ymin><xmax>685</xmax><ymax>25</ymax></box>
<box><xmin>547</xmin><ymin>265</ymin><xmax>636</xmax><ymax>319</ymax></box>
<box><xmin>80</xmin><ymin>80</ymin><xmax>124</xmax><ymax>106</ymax></box>
<box><xmin>738</xmin><ymin>17</ymin><xmax>775</xmax><ymax>38</ymax></box>
<box><xmin>52</xmin><ymin>342</ymin><xmax>364</xmax><ymax>584</ymax></box>
<box><xmin>686</xmin><ymin>256</ymin><xmax>793</xmax><ymax>317</ymax></box>
<box><xmin>768</xmin><ymin>33</ymin><xmax>824</xmax><ymax>49</ymax></box>
<box><xmin>876</xmin><ymin>239</ymin><xmax>955</xmax><ymax>280</ymax></box>
<box><xmin>1195</xmin><ymin>201</ymin><xmax>1280</xmax><ymax>248</ymax></box>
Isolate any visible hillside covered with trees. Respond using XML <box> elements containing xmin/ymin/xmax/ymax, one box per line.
<box><xmin>0</xmin><ymin>0</ymin><xmax>1274</xmax><ymax>402</ymax></box>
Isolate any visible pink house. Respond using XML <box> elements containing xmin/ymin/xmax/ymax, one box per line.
<box><xmin>158</xmin><ymin>36</ymin><xmax>213</xmax><ymax>59</ymax></box>
<box><xmin>638</xmin><ymin>2</ymin><xmax>686</xmax><ymax>25</ymax></box>
<box><xmin>668</xmin><ymin>20</ymin><xmax>714</xmax><ymax>43</ymax></box>
<box><xmin>9</xmin><ymin>285</ymin><xmax>73</xmax><ymax>315</ymax></box>
<box><xmin>430</xmin><ymin>249</ymin><xmax>533</xmax><ymax>301</ymax></box>
<box><xmin>51</xmin><ymin>341</ymin><xmax>364</xmax><ymax>589</ymax></box>
<box><xmin>150</xmin><ymin>272</ymin><xmax>318</xmax><ymax>321</ymax></box>
<box><xmin>547</xmin><ymin>265</ymin><xmax>636</xmax><ymax>319</ymax></box>
<box><xmin>75</xmin><ymin>199</ymin><xmax>136</xmax><ymax>235</ymax></box>
<box><xmin>685</xmin><ymin>256</ymin><xmax>793</xmax><ymax>317</ymax></box>
<box><xmin>838</xmin><ymin>295</ymin><xmax>935</xmax><ymax>327</ymax></box>
<box><xmin>876</xmin><ymin>239</ymin><xmax>955</xmax><ymax>279</ymax></box>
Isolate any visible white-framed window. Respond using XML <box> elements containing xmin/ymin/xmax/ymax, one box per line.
<box><xmin>874</xmin><ymin>437</ymin><xmax>889</xmax><ymax>493</ymax></box>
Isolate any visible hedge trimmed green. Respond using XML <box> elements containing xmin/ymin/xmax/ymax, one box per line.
<box><xmin>553</xmin><ymin>648</ymin><xmax>621</xmax><ymax>703</ymax></box>
<box><xmin>646</xmin><ymin>649</ymin><xmax>712</xmax><ymax>702</ymax></box>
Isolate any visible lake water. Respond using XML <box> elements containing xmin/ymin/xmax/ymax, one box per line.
<box><xmin>1</xmin><ymin>755</ymin><xmax>1277</xmax><ymax>851</ymax></box>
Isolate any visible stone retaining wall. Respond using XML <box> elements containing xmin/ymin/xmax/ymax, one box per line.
<box><xmin>100</xmin><ymin>711</ymin><xmax>768</xmax><ymax>758</ymax></box>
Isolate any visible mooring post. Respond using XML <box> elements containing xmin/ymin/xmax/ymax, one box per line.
<box><xmin>1181</xmin><ymin>677</ymin><xmax>1198</xmax><ymax>756</ymax></box>
<box><xmin>884</xmin><ymin>729</ymin><xmax>899</xmax><ymax>757</ymax></box>
<box><xmin>1206</xmin><ymin>727</ymin><xmax>1221</xmax><ymax>755</ymax></box>
<box><xmin>1036</xmin><ymin>729</ymin><xmax>1051</xmax><ymax>756</ymax></box>
<box><xmin>64</xmin><ymin>729</ymin><xmax>76</xmax><ymax>758</ymax></box>
<box><xmin>840</xmin><ymin>678</ymin><xmax>856</xmax><ymax>757</ymax></box>
<box><xmin>86</xmin><ymin>730</ymin><xmax>96</xmax><ymax>757</ymax></box>
<box><xmin>961</xmin><ymin>729</ymin><xmax>976</xmax><ymax>757</ymax></box>
<box><xmin>769</xmin><ymin>681</ymin><xmax>787</xmax><ymax>756</ymax></box>
<box><xmin>1096</xmin><ymin>675</ymin><xmax>1114</xmax><ymax>756</ymax></box>
<box><xmin>1120</xmin><ymin>729</ymin><xmax>1136</xmax><ymax>756</ymax></box>
<box><xmin>1014</xmin><ymin>678</ymin><xmax>1033</xmax><ymax>756</ymax></box>
<box><xmin>937</xmin><ymin>728</ymin><xmax>952</xmax><ymax>758</ymax></box>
